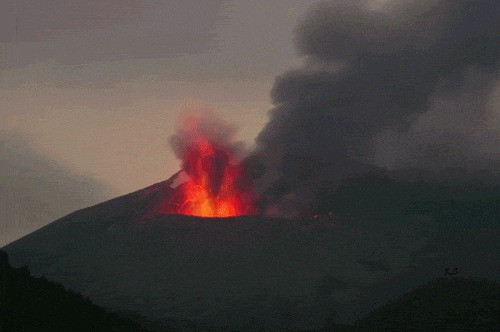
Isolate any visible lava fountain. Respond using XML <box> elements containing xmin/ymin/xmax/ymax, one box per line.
<box><xmin>158</xmin><ymin>114</ymin><xmax>256</xmax><ymax>217</ymax></box>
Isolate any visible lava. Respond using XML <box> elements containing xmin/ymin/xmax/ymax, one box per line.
<box><xmin>158</xmin><ymin>115</ymin><xmax>256</xmax><ymax>218</ymax></box>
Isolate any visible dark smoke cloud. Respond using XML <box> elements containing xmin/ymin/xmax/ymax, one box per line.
<box><xmin>375</xmin><ymin>69</ymin><xmax>500</xmax><ymax>170</ymax></box>
<box><xmin>252</xmin><ymin>0</ymin><xmax>499</xmax><ymax>214</ymax></box>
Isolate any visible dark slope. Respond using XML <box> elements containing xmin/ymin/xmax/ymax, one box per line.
<box><xmin>354</xmin><ymin>278</ymin><xmax>500</xmax><ymax>331</ymax></box>
<box><xmin>3</xmin><ymin>176</ymin><xmax>499</xmax><ymax>329</ymax></box>
<box><xmin>0</xmin><ymin>250</ymin><xmax>147</xmax><ymax>332</ymax></box>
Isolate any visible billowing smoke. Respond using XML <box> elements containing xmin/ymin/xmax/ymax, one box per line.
<box><xmin>163</xmin><ymin>112</ymin><xmax>256</xmax><ymax>217</ymax></box>
<box><xmin>170</xmin><ymin>112</ymin><xmax>245</xmax><ymax>173</ymax></box>
<box><xmin>250</xmin><ymin>0</ymin><xmax>499</xmax><ymax>217</ymax></box>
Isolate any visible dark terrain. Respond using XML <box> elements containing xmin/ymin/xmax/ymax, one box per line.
<box><xmin>2</xmin><ymin>249</ymin><xmax>498</xmax><ymax>331</ymax></box>
<box><xmin>352</xmin><ymin>278</ymin><xmax>500</xmax><ymax>331</ymax></box>
<box><xmin>0</xmin><ymin>250</ymin><xmax>146</xmax><ymax>331</ymax></box>
<box><xmin>2</xmin><ymin>171</ymin><xmax>499</xmax><ymax>330</ymax></box>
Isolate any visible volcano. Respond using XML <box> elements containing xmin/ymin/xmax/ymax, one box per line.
<box><xmin>152</xmin><ymin>114</ymin><xmax>257</xmax><ymax>218</ymax></box>
<box><xmin>3</xmin><ymin>171</ymin><xmax>499</xmax><ymax>329</ymax></box>
<box><xmin>155</xmin><ymin>139</ymin><xmax>256</xmax><ymax>218</ymax></box>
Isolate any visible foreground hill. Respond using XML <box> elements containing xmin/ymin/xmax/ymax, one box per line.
<box><xmin>353</xmin><ymin>278</ymin><xmax>500</xmax><ymax>331</ymax></box>
<box><xmin>4</xmin><ymin>250</ymin><xmax>497</xmax><ymax>332</ymax></box>
<box><xmin>3</xmin><ymin>175</ymin><xmax>499</xmax><ymax>329</ymax></box>
<box><xmin>0</xmin><ymin>250</ymin><xmax>146</xmax><ymax>331</ymax></box>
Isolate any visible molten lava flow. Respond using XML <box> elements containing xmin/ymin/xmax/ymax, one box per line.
<box><xmin>176</xmin><ymin>139</ymin><xmax>254</xmax><ymax>217</ymax></box>
<box><xmin>159</xmin><ymin>116</ymin><xmax>256</xmax><ymax>218</ymax></box>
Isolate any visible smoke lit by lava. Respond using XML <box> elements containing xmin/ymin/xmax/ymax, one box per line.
<box><xmin>157</xmin><ymin>114</ymin><xmax>256</xmax><ymax>218</ymax></box>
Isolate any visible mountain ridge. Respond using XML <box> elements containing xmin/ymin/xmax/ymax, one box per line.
<box><xmin>3</xmin><ymin>173</ymin><xmax>499</xmax><ymax>329</ymax></box>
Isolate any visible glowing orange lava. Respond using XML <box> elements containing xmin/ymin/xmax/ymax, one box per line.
<box><xmin>161</xmin><ymin>137</ymin><xmax>256</xmax><ymax>218</ymax></box>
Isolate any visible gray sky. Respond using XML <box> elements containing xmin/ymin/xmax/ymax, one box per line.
<box><xmin>0</xmin><ymin>131</ymin><xmax>110</xmax><ymax>246</ymax></box>
<box><xmin>1</xmin><ymin>0</ymin><xmax>318</xmax><ymax>194</ymax></box>
<box><xmin>0</xmin><ymin>0</ymin><xmax>319</xmax><ymax>245</ymax></box>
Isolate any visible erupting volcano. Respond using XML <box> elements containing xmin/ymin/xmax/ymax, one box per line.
<box><xmin>156</xmin><ymin>114</ymin><xmax>256</xmax><ymax>218</ymax></box>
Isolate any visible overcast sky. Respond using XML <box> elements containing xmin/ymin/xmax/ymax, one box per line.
<box><xmin>1</xmin><ymin>0</ymin><xmax>319</xmax><ymax>194</ymax></box>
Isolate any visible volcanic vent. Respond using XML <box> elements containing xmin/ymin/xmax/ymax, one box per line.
<box><xmin>154</xmin><ymin>114</ymin><xmax>256</xmax><ymax>218</ymax></box>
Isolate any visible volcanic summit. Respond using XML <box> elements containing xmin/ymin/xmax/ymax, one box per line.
<box><xmin>153</xmin><ymin>114</ymin><xmax>256</xmax><ymax>218</ymax></box>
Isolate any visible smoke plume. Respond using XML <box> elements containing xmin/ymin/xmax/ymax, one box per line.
<box><xmin>165</xmin><ymin>112</ymin><xmax>256</xmax><ymax>217</ymax></box>
<box><xmin>251</xmin><ymin>0</ymin><xmax>499</xmax><ymax>216</ymax></box>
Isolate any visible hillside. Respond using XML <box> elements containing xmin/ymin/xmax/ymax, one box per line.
<box><xmin>3</xmin><ymin>248</ymin><xmax>499</xmax><ymax>331</ymax></box>
<box><xmin>0</xmin><ymin>250</ymin><xmax>147</xmax><ymax>331</ymax></box>
<box><xmin>354</xmin><ymin>278</ymin><xmax>500</xmax><ymax>331</ymax></box>
<box><xmin>3</xmin><ymin>175</ymin><xmax>498</xmax><ymax>329</ymax></box>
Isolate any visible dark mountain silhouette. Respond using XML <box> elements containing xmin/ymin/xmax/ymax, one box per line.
<box><xmin>0</xmin><ymin>250</ymin><xmax>147</xmax><ymax>332</ymax></box>
<box><xmin>353</xmin><ymin>278</ymin><xmax>500</xmax><ymax>331</ymax></box>
<box><xmin>4</xmin><ymin>246</ymin><xmax>497</xmax><ymax>331</ymax></box>
<box><xmin>2</xmin><ymin>171</ymin><xmax>499</xmax><ymax>329</ymax></box>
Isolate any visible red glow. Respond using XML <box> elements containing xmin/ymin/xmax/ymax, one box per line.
<box><xmin>158</xmin><ymin>127</ymin><xmax>256</xmax><ymax>218</ymax></box>
<box><xmin>177</xmin><ymin>139</ymin><xmax>254</xmax><ymax>217</ymax></box>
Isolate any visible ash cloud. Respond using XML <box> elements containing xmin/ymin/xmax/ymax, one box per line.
<box><xmin>169</xmin><ymin>112</ymin><xmax>252</xmax><ymax>191</ymax></box>
<box><xmin>252</xmin><ymin>0</ymin><xmax>499</xmax><ymax>214</ymax></box>
<box><xmin>375</xmin><ymin>70</ymin><xmax>500</xmax><ymax>170</ymax></box>
<box><xmin>169</xmin><ymin>112</ymin><xmax>246</xmax><ymax>164</ymax></box>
